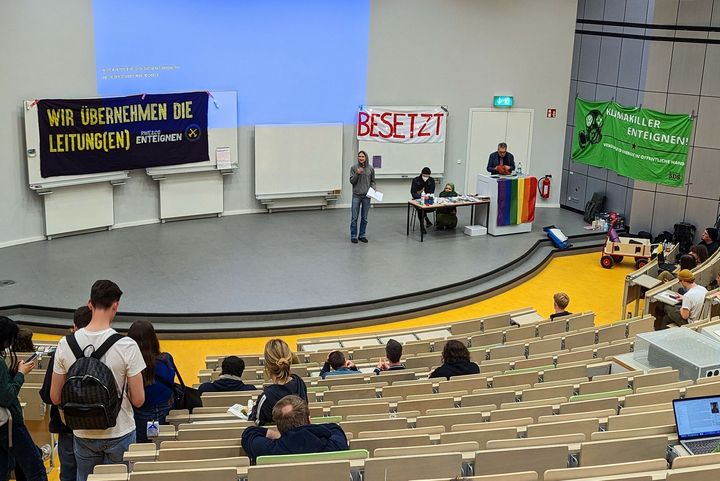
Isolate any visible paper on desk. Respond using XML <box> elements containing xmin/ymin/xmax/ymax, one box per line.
<box><xmin>215</xmin><ymin>147</ymin><xmax>232</xmax><ymax>169</ymax></box>
<box><xmin>367</xmin><ymin>187</ymin><xmax>383</xmax><ymax>202</ymax></box>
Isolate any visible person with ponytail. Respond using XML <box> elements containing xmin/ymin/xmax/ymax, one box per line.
<box><xmin>249</xmin><ymin>339</ymin><xmax>307</xmax><ymax>426</ymax></box>
<box><xmin>0</xmin><ymin>316</ymin><xmax>47</xmax><ymax>481</ymax></box>
<box><xmin>126</xmin><ymin>320</ymin><xmax>175</xmax><ymax>443</ymax></box>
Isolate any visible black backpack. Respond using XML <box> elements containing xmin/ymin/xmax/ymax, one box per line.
<box><xmin>60</xmin><ymin>333</ymin><xmax>124</xmax><ymax>430</ymax></box>
<box><xmin>673</xmin><ymin>222</ymin><xmax>696</xmax><ymax>255</ymax></box>
<box><xmin>583</xmin><ymin>192</ymin><xmax>606</xmax><ymax>224</ymax></box>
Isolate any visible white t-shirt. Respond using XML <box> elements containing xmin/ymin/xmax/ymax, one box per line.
<box><xmin>682</xmin><ymin>284</ymin><xmax>708</xmax><ymax>322</ymax></box>
<box><xmin>54</xmin><ymin>327</ymin><xmax>145</xmax><ymax>439</ymax></box>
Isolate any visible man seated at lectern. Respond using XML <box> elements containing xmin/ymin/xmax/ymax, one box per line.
<box><xmin>486</xmin><ymin>142</ymin><xmax>515</xmax><ymax>175</ymax></box>
<box><xmin>411</xmin><ymin>167</ymin><xmax>436</xmax><ymax>234</ymax></box>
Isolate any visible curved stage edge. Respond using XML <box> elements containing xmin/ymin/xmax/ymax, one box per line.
<box><xmin>2</xmin><ymin>218</ymin><xmax>608</xmax><ymax>337</ymax></box>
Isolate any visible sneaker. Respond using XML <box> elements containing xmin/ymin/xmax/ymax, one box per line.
<box><xmin>359</xmin><ymin>237</ymin><xmax>368</xmax><ymax>243</ymax></box>
<box><xmin>351</xmin><ymin>238</ymin><xmax>358</xmax><ymax>244</ymax></box>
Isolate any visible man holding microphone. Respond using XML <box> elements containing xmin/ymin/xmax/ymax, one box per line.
<box><xmin>349</xmin><ymin>151</ymin><xmax>376</xmax><ymax>243</ymax></box>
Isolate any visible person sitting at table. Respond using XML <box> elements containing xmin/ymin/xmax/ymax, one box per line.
<box><xmin>486</xmin><ymin>142</ymin><xmax>515</xmax><ymax>175</ymax></box>
<box><xmin>436</xmin><ymin>183</ymin><xmax>458</xmax><ymax>230</ymax></box>
<box><xmin>410</xmin><ymin>167</ymin><xmax>436</xmax><ymax>235</ymax></box>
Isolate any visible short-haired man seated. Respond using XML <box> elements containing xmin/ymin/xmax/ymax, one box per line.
<box><xmin>550</xmin><ymin>292</ymin><xmax>571</xmax><ymax>320</ymax></box>
<box><xmin>198</xmin><ymin>356</ymin><xmax>257</xmax><ymax>394</ymax></box>
<box><xmin>319</xmin><ymin>351</ymin><xmax>359</xmax><ymax>379</ymax></box>
<box><xmin>374</xmin><ymin>339</ymin><xmax>405</xmax><ymax>375</ymax></box>
<box><xmin>241</xmin><ymin>395</ymin><xmax>348</xmax><ymax>464</ymax></box>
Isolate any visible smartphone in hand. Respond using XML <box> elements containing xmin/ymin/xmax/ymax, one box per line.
<box><xmin>24</xmin><ymin>352</ymin><xmax>39</xmax><ymax>364</ymax></box>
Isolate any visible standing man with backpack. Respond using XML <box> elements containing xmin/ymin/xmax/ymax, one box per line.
<box><xmin>50</xmin><ymin>281</ymin><xmax>146</xmax><ymax>481</ymax></box>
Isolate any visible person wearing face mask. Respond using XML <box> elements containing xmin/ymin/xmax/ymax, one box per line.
<box><xmin>436</xmin><ymin>183</ymin><xmax>458</xmax><ymax>230</ymax></box>
<box><xmin>410</xmin><ymin>167</ymin><xmax>436</xmax><ymax>235</ymax></box>
<box><xmin>349</xmin><ymin>151</ymin><xmax>376</xmax><ymax>244</ymax></box>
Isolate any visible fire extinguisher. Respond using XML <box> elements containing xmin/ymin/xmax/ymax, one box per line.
<box><xmin>539</xmin><ymin>175</ymin><xmax>552</xmax><ymax>199</ymax></box>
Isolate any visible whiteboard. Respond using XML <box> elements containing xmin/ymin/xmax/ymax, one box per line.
<box><xmin>254</xmin><ymin>123</ymin><xmax>343</xmax><ymax>198</ymax></box>
<box><xmin>358</xmin><ymin>105</ymin><xmax>446</xmax><ymax>177</ymax></box>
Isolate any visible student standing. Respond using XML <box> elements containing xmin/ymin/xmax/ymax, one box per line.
<box><xmin>0</xmin><ymin>316</ymin><xmax>47</xmax><ymax>481</ymax></box>
<box><xmin>50</xmin><ymin>281</ymin><xmax>146</xmax><ymax>481</ymax></box>
<box><xmin>349</xmin><ymin>151</ymin><xmax>376</xmax><ymax>243</ymax></box>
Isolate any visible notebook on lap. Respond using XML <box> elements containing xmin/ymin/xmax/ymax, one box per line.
<box><xmin>673</xmin><ymin>395</ymin><xmax>720</xmax><ymax>455</ymax></box>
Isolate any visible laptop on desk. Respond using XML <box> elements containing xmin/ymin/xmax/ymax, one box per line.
<box><xmin>673</xmin><ymin>395</ymin><xmax>720</xmax><ymax>455</ymax></box>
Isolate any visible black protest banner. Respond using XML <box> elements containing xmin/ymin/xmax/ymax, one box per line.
<box><xmin>38</xmin><ymin>91</ymin><xmax>209</xmax><ymax>177</ymax></box>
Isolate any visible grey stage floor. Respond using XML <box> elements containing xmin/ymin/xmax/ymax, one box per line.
<box><xmin>0</xmin><ymin>207</ymin><xmax>588</xmax><ymax>314</ymax></box>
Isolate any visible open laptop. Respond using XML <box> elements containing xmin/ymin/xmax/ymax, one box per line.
<box><xmin>673</xmin><ymin>395</ymin><xmax>720</xmax><ymax>455</ymax></box>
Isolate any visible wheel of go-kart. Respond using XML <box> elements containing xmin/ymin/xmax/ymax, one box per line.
<box><xmin>612</xmin><ymin>255</ymin><xmax>623</xmax><ymax>263</ymax></box>
<box><xmin>601</xmin><ymin>255</ymin><xmax>614</xmax><ymax>269</ymax></box>
<box><xmin>635</xmin><ymin>258</ymin><xmax>648</xmax><ymax>269</ymax></box>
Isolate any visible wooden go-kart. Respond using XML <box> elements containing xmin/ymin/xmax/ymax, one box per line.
<box><xmin>600</xmin><ymin>236</ymin><xmax>656</xmax><ymax>269</ymax></box>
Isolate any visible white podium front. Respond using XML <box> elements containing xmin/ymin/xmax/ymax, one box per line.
<box><xmin>476</xmin><ymin>174</ymin><xmax>535</xmax><ymax>236</ymax></box>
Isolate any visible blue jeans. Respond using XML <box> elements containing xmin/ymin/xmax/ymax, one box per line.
<box><xmin>133</xmin><ymin>404</ymin><xmax>171</xmax><ymax>443</ymax></box>
<box><xmin>73</xmin><ymin>431</ymin><xmax>135</xmax><ymax>481</ymax></box>
<box><xmin>350</xmin><ymin>196</ymin><xmax>370</xmax><ymax>239</ymax></box>
<box><xmin>58</xmin><ymin>432</ymin><xmax>76</xmax><ymax>481</ymax></box>
<box><xmin>0</xmin><ymin>422</ymin><xmax>48</xmax><ymax>481</ymax></box>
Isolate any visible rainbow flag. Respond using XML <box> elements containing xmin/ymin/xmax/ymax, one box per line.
<box><xmin>496</xmin><ymin>176</ymin><xmax>538</xmax><ymax>226</ymax></box>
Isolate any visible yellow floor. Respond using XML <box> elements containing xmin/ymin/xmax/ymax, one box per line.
<box><xmin>33</xmin><ymin>251</ymin><xmax>634</xmax><ymax>384</ymax></box>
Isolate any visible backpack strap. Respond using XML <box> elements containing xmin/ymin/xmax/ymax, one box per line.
<box><xmin>91</xmin><ymin>333</ymin><xmax>124</xmax><ymax>360</ymax></box>
<box><xmin>65</xmin><ymin>333</ymin><xmax>85</xmax><ymax>361</ymax></box>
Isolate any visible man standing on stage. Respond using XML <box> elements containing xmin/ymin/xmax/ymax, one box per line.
<box><xmin>349</xmin><ymin>151</ymin><xmax>376</xmax><ymax>244</ymax></box>
<box><xmin>487</xmin><ymin>142</ymin><xmax>515</xmax><ymax>175</ymax></box>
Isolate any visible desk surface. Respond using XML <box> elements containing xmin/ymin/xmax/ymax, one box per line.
<box><xmin>408</xmin><ymin>197</ymin><xmax>490</xmax><ymax>210</ymax></box>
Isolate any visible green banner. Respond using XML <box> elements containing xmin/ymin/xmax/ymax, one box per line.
<box><xmin>571</xmin><ymin>98</ymin><xmax>693</xmax><ymax>187</ymax></box>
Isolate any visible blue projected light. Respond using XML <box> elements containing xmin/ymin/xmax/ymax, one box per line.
<box><xmin>93</xmin><ymin>0</ymin><xmax>370</xmax><ymax>127</ymax></box>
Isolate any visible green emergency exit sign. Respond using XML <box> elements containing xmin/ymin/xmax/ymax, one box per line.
<box><xmin>493</xmin><ymin>96</ymin><xmax>514</xmax><ymax>108</ymax></box>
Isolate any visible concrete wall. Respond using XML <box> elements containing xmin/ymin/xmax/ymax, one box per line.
<box><xmin>561</xmin><ymin>0</ymin><xmax>720</xmax><ymax>238</ymax></box>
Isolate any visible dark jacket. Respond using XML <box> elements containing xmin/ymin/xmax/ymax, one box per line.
<box><xmin>410</xmin><ymin>175</ymin><xmax>436</xmax><ymax>199</ymax></box>
<box><xmin>249</xmin><ymin>374</ymin><xmax>308</xmax><ymax>426</ymax></box>
<box><xmin>0</xmin><ymin>356</ymin><xmax>25</xmax><ymax>424</ymax></box>
<box><xmin>486</xmin><ymin>151</ymin><xmax>515</xmax><ymax>174</ymax></box>
<box><xmin>700</xmin><ymin>240</ymin><xmax>719</xmax><ymax>257</ymax></box>
<box><xmin>198</xmin><ymin>376</ymin><xmax>257</xmax><ymax>394</ymax></box>
<box><xmin>40</xmin><ymin>352</ymin><xmax>68</xmax><ymax>433</ymax></box>
<box><xmin>241</xmin><ymin>423</ymin><xmax>348</xmax><ymax>464</ymax></box>
<box><xmin>429</xmin><ymin>360</ymin><xmax>480</xmax><ymax>380</ymax></box>
<box><xmin>550</xmin><ymin>310</ymin><xmax>572</xmax><ymax>320</ymax></box>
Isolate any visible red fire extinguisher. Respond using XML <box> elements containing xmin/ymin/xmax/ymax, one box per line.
<box><xmin>539</xmin><ymin>175</ymin><xmax>552</xmax><ymax>199</ymax></box>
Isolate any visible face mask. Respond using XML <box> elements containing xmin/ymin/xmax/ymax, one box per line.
<box><xmin>422</xmin><ymin>175</ymin><xmax>429</xmax><ymax>181</ymax></box>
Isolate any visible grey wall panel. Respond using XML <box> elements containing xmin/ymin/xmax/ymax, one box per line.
<box><xmin>629</xmin><ymin>188</ymin><xmax>655</xmax><ymax>233</ymax></box>
<box><xmin>605</xmin><ymin>0</ymin><xmax>627</xmax><ymax>20</ymax></box>
<box><xmin>624</xmin><ymin>183</ymin><xmax>634</xmax><ymax>220</ymax></box>
<box><xmin>652</xmin><ymin>0</ymin><xmax>680</xmax><ymax>24</ymax></box>
<box><xmin>578</xmin><ymin>35</ymin><xmax>602</xmax><ymax>83</ymax></box>
<box><xmin>608</xmin><ymin>170</ymin><xmax>630</xmax><ymax>187</ymax></box>
<box><xmin>566</xmin><ymin>171</ymin><xmax>588</xmax><ymax>209</ymax></box>
<box><xmin>567</xmin><ymin>80</ymin><xmax>578</xmax><ymax>125</ymax></box>
<box><xmin>687</xmin><ymin>147</ymin><xmax>720</xmax><ymax>200</ymax></box>
<box><xmin>678</xmin><ymin>0</ymin><xmax>713</xmax><ymax>25</ymax></box>
<box><xmin>643</xmin><ymin>41</ymin><xmax>673</xmax><ymax>92</ymax></box>
<box><xmin>642</xmin><ymin>90</ymin><xmax>668</xmax><ymax>110</ymax></box>
<box><xmin>652</xmin><ymin>192</ymin><xmax>687</xmax><ymax>233</ymax></box>
<box><xmin>560</xmin><ymin>169</ymin><xmax>570</xmax><ymax>207</ymax></box>
<box><xmin>588</xmin><ymin>165</ymin><xmax>609</xmax><ymax>181</ymax></box>
<box><xmin>563</xmin><ymin>128</ymin><xmax>573</xmax><ymax>171</ymax></box>
<box><xmin>618</xmin><ymin>39</ymin><xmax>646</xmax><ymax>89</ymax></box>
<box><xmin>634</xmin><ymin>179</ymin><xmax>658</xmax><ymax>192</ymax></box>
<box><xmin>668</xmin><ymin>43</ymin><xmax>707</xmax><ymax>95</ymax></box>
<box><xmin>684</xmin><ymin>197</ymin><xmax>719</xmax><ymax>236</ymax></box>
<box><xmin>616</xmin><ymin>87</ymin><xmax>639</xmax><ymax>106</ymax></box>
<box><xmin>584</xmin><ymin>0</ymin><xmax>607</xmax><ymax>20</ymax></box>
<box><xmin>598</xmin><ymin>37</ymin><xmax>623</xmax><ymax>85</ymax></box>
<box><xmin>696</xmin><ymin>97</ymin><xmax>720</xmax><ymax>149</ymax></box>
<box><xmin>569</xmin><ymin>159</ymin><xmax>590</xmax><ymax>175</ymax></box>
<box><xmin>701</xmin><ymin>45</ymin><xmax>720</xmax><ymax>97</ymax></box>
<box><xmin>606</xmin><ymin>181</ymin><xmax>629</xmax><ymax>215</ymax></box>
<box><xmin>625</xmin><ymin>0</ymin><xmax>650</xmax><ymax>22</ymax></box>
<box><xmin>577</xmin><ymin>81</ymin><xmax>598</xmax><ymax>100</ymax></box>
<box><xmin>571</xmin><ymin>34</ymin><xmax>582</xmax><ymax>79</ymax></box>
<box><xmin>596</xmin><ymin>84</ymin><xmax>617</xmax><ymax>101</ymax></box>
<box><xmin>585</xmin><ymin>175</ymin><xmax>608</xmax><ymax>206</ymax></box>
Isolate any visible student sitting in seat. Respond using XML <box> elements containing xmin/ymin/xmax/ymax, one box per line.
<box><xmin>435</xmin><ymin>183</ymin><xmax>459</xmax><ymax>230</ymax></box>
<box><xmin>249</xmin><ymin>339</ymin><xmax>307</xmax><ymax>426</ymax></box>
<box><xmin>374</xmin><ymin>339</ymin><xmax>405</xmax><ymax>375</ymax></box>
<box><xmin>319</xmin><ymin>351</ymin><xmax>359</xmax><ymax>379</ymax></box>
<box><xmin>198</xmin><ymin>356</ymin><xmax>257</xmax><ymax>394</ymax></box>
<box><xmin>242</xmin><ymin>395</ymin><xmax>348</xmax><ymax>464</ymax></box>
<box><xmin>550</xmin><ymin>292</ymin><xmax>572</xmax><ymax>320</ymax></box>
<box><xmin>429</xmin><ymin>340</ymin><xmax>479</xmax><ymax>380</ymax></box>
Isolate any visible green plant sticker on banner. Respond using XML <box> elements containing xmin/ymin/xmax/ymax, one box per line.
<box><xmin>571</xmin><ymin>98</ymin><xmax>693</xmax><ymax>187</ymax></box>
